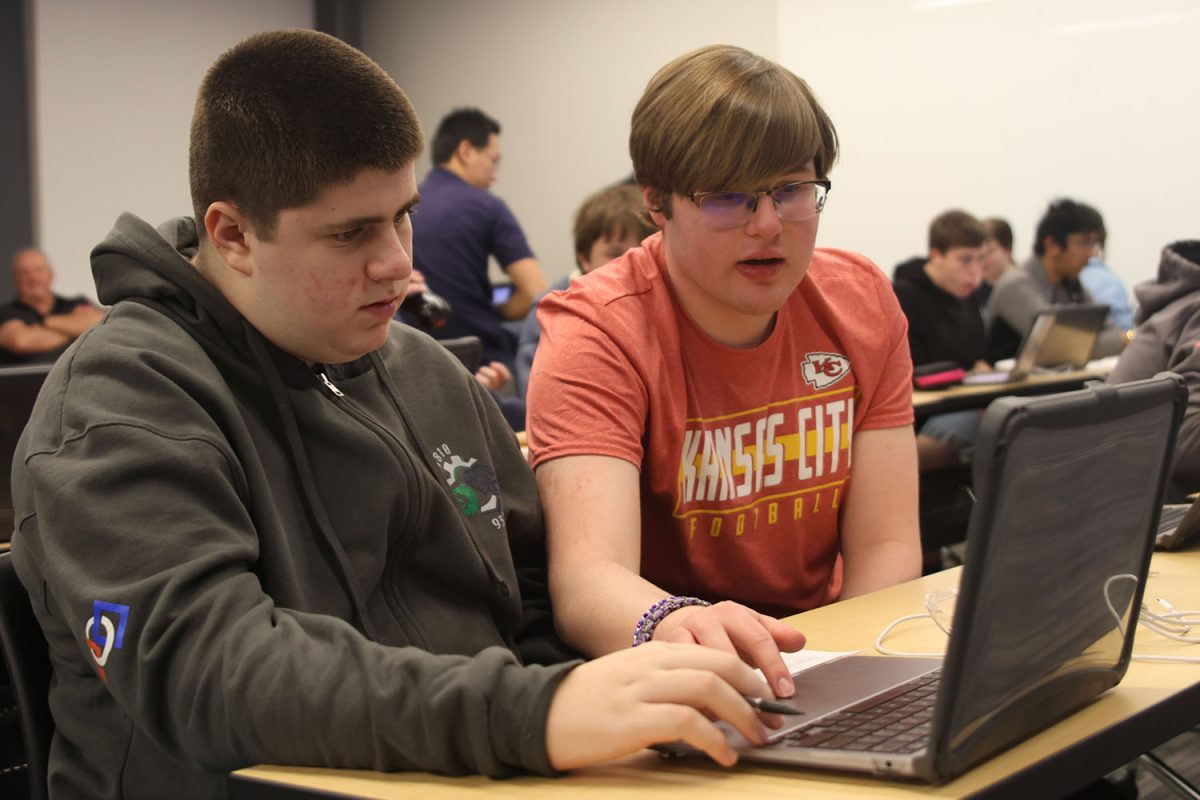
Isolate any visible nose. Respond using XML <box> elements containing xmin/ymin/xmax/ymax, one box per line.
<box><xmin>367</xmin><ymin>225</ymin><xmax>413</xmax><ymax>284</ymax></box>
<box><xmin>744</xmin><ymin>193</ymin><xmax>783</xmax><ymax>237</ymax></box>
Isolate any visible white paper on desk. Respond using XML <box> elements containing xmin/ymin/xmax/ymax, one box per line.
<box><xmin>1086</xmin><ymin>355</ymin><xmax>1119</xmax><ymax>372</ymax></box>
<box><xmin>753</xmin><ymin>648</ymin><xmax>856</xmax><ymax>682</ymax></box>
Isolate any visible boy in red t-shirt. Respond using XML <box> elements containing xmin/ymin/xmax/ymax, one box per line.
<box><xmin>527</xmin><ymin>44</ymin><xmax>921</xmax><ymax>701</ymax></box>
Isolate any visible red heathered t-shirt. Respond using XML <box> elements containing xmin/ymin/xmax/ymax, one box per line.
<box><xmin>527</xmin><ymin>233</ymin><xmax>913</xmax><ymax>617</ymax></box>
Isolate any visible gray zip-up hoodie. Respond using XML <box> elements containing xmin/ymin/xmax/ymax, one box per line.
<box><xmin>11</xmin><ymin>213</ymin><xmax>579</xmax><ymax>798</ymax></box>
<box><xmin>1109</xmin><ymin>241</ymin><xmax>1200</xmax><ymax>502</ymax></box>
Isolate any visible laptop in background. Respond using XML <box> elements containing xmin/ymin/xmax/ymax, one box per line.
<box><xmin>965</xmin><ymin>304</ymin><xmax>1110</xmax><ymax>384</ymax></box>
<box><xmin>0</xmin><ymin>364</ymin><xmax>53</xmax><ymax>543</ymax></box>
<box><xmin>1156</xmin><ymin>496</ymin><xmax>1200</xmax><ymax>551</ymax></box>
<box><xmin>663</xmin><ymin>373</ymin><xmax>1185</xmax><ymax>783</ymax></box>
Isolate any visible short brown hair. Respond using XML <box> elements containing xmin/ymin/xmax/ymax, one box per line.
<box><xmin>929</xmin><ymin>210</ymin><xmax>987</xmax><ymax>253</ymax></box>
<box><xmin>189</xmin><ymin>30</ymin><xmax>423</xmax><ymax>240</ymax></box>
<box><xmin>982</xmin><ymin>217</ymin><xmax>1013</xmax><ymax>252</ymax></box>
<box><xmin>573</xmin><ymin>184</ymin><xmax>657</xmax><ymax>258</ymax></box>
<box><xmin>630</xmin><ymin>45</ymin><xmax>837</xmax><ymax>214</ymax></box>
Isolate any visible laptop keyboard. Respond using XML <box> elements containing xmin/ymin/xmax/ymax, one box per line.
<box><xmin>1157</xmin><ymin>505</ymin><xmax>1187</xmax><ymax>535</ymax></box>
<box><xmin>780</xmin><ymin>669</ymin><xmax>941</xmax><ymax>754</ymax></box>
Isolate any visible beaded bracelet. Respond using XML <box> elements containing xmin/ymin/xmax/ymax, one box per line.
<box><xmin>631</xmin><ymin>596</ymin><xmax>712</xmax><ymax>647</ymax></box>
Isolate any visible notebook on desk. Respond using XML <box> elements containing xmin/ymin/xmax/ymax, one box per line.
<box><xmin>965</xmin><ymin>304</ymin><xmax>1110</xmax><ymax>385</ymax></box>
<box><xmin>0</xmin><ymin>364</ymin><xmax>53</xmax><ymax>543</ymax></box>
<box><xmin>662</xmin><ymin>373</ymin><xmax>1186</xmax><ymax>783</ymax></box>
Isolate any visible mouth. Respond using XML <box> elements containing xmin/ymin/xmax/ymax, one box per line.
<box><xmin>737</xmin><ymin>253</ymin><xmax>786</xmax><ymax>278</ymax></box>
<box><xmin>363</xmin><ymin>296</ymin><xmax>400</xmax><ymax>316</ymax></box>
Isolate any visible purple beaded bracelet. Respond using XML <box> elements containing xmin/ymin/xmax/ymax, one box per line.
<box><xmin>631</xmin><ymin>595</ymin><xmax>712</xmax><ymax>647</ymax></box>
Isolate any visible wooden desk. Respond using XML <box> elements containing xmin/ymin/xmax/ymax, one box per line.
<box><xmin>229</xmin><ymin>550</ymin><xmax>1200</xmax><ymax>799</ymax></box>
<box><xmin>912</xmin><ymin>368</ymin><xmax>1106</xmax><ymax>423</ymax></box>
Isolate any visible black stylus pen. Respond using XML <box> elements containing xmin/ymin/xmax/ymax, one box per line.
<box><xmin>746</xmin><ymin>696</ymin><xmax>804</xmax><ymax>715</ymax></box>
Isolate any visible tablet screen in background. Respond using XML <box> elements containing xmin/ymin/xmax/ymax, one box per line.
<box><xmin>492</xmin><ymin>283</ymin><xmax>514</xmax><ymax>306</ymax></box>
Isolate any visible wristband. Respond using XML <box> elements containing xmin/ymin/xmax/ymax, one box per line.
<box><xmin>631</xmin><ymin>595</ymin><xmax>711</xmax><ymax>647</ymax></box>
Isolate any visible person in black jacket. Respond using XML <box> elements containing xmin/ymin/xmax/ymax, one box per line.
<box><xmin>893</xmin><ymin>210</ymin><xmax>989</xmax><ymax>469</ymax></box>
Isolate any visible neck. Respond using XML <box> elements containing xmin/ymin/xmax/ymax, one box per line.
<box><xmin>22</xmin><ymin>293</ymin><xmax>53</xmax><ymax>315</ymax></box>
<box><xmin>1039</xmin><ymin>254</ymin><xmax>1065</xmax><ymax>285</ymax></box>
<box><xmin>440</xmin><ymin>160</ymin><xmax>470</xmax><ymax>183</ymax></box>
<box><xmin>922</xmin><ymin>261</ymin><xmax>950</xmax><ymax>294</ymax></box>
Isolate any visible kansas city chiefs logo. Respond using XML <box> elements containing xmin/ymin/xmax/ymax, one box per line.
<box><xmin>801</xmin><ymin>352</ymin><xmax>851</xmax><ymax>389</ymax></box>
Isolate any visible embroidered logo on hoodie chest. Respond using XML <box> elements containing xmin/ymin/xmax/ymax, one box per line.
<box><xmin>431</xmin><ymin>443</ymin><xmax>504</xmax><ymax>528</ymax></box>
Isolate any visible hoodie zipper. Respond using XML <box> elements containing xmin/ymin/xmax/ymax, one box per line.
<box><xmin>314</xmin><ymin>362</ymin><xmax>515</xmax><ymax>621</ymax></box>
<box><xmin>318</xmin><ymin>371</ymin><xmax>344</xmax><ymax>397</ymax></box>
<box><xmin>312</xmin><ymin>365</ymin><xmax>442</xmax><ymax>647</ymax></box>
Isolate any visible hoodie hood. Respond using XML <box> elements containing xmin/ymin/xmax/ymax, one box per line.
<box><xmin>91</xmin><ymin>212</ymin><xmax>321</xmax><ymax>388</ymax></box>
<box><xmin>91</xmin><ymin>213</ymin><xmax>249</xmax><ymax>351</ymax></box>
<box><xmin>1133</xmin><ymin>241</ymin><xmax>1200</xmax><ymax>324</ymax></box>
<box><xmin>93</xmin><ymin>213</ymin><xmax>215</xmax><ymax>311</ymax></box>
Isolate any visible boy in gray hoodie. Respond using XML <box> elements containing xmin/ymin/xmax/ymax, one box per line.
<box><xmin>1109</xmin><ymin>240</ymin><xmax>1200</xmax><ymax>502</ymax></box>
<box><xmin>10</xmin><ymin>29</ymin><xmax>776</xmax><ymax>799</ymax></box>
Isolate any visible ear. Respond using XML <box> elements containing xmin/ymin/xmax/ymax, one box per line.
<box><xmin>204</xmin><ymin>202</ymin><xmax>256</xmax><ymax>277</ymax></box>
<box><xmin>454</xmin><ymin>139</ymin><xmax>475</xmax><ymax>166</ymax></box>
<box><xmin>641</xmin><ymin>185</ymin><xmax>668</xmax><ymax>228</ymax></box>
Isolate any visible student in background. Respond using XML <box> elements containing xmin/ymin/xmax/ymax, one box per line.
<box><xmin>976</xmin><ymin>217</ymin><xmax>1015</xmax><ymax>309</ymax></box>
<box><xmin>526</xmin><ymin>44</ymin><xmax>920</xmax><ymax>700</ymax></box>
<box><xmin>892</xmin><ymin>210</ymin><xmax>989</xmax><ymax>469</ymax></box>
<box><xmin>984</xmin><ymin>198</ymin><xmax>1127</xmax><ymax>363</ymax></box>
<box><xmin>0</xmin><ymin>247</ymin><xmax>104</xmax><ymax>363</ymax></box>
<box><xmin>10</xmin><ymin>31</ymin><xmax>784</xmax><ymax>796</ymax></box>
<box><xmin>1108</xmin><ymin>240</ymin><xmax>1200</xmax><ymax>502</ymax></box>
<box><xmin>413</xmin><ymin>108</ymin><xmax>548</xmax><ymax>367</ymax></box>
<box><xmin>1080</xmin><ymin>233</ymin><xmax>1135</xmax><ymax>330</ymax></box>
<box><xmin>515</xmin><ymin>183</ymin><xmax>657</xmax><ymax>398</ymax></box>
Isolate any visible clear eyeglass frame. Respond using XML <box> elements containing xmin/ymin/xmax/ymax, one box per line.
<box><xmin>686</xmin><ymin>179</ymin><xmax>832</xmax><ymax>229</ymax></box>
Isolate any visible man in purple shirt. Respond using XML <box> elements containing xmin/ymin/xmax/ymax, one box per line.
<box><xmin>413</xmin><ymin>108</ymin><xmax>547</xmax><ymax>366</ymax></box>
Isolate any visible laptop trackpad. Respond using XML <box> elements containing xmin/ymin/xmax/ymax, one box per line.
<box><xmin>774</xmin><ymin>655</ymin><xmax>943</xmax><ymax>732</ymax></box>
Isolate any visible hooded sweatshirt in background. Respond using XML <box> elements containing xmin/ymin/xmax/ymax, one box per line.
<box><xmin>1108</xmin><ymin>240</ymin><xmax>1200</xmax><ymax>502</ymax></box>
<box><xmin>11</xmin><ymin>213</ymin><xmax>579</xmax><ymax>799</ymax></box>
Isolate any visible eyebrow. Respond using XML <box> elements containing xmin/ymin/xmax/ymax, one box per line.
<box><xmin>319</xmin><ymin>193</ymin><xmax>420</xmax><ymax>233</ymax></box>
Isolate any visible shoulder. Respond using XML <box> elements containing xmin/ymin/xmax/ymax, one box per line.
<box><xmin>0</xmin><ymin>301</ymin><xmax>28</xmax><ymax>324</ymax></box>
<box><xmin>804</xmin><ymin>248</ymin><xmax>899</xmax><ymax>310</ymax></box>
<box><xmin>993</xmin><ymin>261</ymin><xmax>1038</xmax><ymax>298</ymax></box>
<box><xmin>538</xmin><ymin>235</ymin><xmax>668</xmax><ymax>335</ymax></box>
<box><xmin>21</xmin><ymin>301</ymin><xmax>228</xmax><ymax>454</ymax></box>
<box><xmin>55</xmin><ymin>294</ymin><xmax>92</xmax><ymax>310</ymax></box>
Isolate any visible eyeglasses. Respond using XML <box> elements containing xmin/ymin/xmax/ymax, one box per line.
<box><xmin>687</xmin><ymin>179</ymin><xmax>831</xmax><ymax>229</ymax></box>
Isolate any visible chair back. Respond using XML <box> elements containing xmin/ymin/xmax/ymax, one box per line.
<box><xmin>0</xmin><ymin>364</ymin><xmax>53</xmax><ymax>543</ymax></box>
<box><xmin>0</xmin><ymin>551</ymin><xmax>52</xmax><ymax>800</ymax></box>
<box><xmin>439</xmin><ymin>336</ymin><xmax>484</xmax><ymax>374</ymax></box>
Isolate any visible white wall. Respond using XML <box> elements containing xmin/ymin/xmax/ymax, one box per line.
<box><xmin>779</xmin><ymin>0</ymin><xmax>1200</xmax><ymax>287</ymax></box>
<box><xmin>363</xmin><ymin>0</ymin><xmax>779</xmax><ymax>281</ymax></box>
<box><xmin>32</xmin><ymin>0</ymin><xmax>1197</xmax><ymax>298</ymax></box>
<box><xmin>32</xmin><ymin>0</ymin><xmax>313</xmax><ymax>300</ymax></box>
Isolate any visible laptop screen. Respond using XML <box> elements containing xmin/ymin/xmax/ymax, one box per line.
<box><xmin>0</xmin><ymin>364</ymin><xmax>52</xmax><ymax>540</ymax></box>
<box><xmin>934</xmin><ymin>375</ymin><xmax>1184</xmax><ymax>772</ymax></box>
<box><xmin>1011</xmin><ymin>304</ymin><xmax>1110</xmax><ymax>379</ymax></box>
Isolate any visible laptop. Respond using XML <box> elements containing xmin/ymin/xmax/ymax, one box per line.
<box><xmin>0</xmin><ymin>364</ymin><xmax>53</xmax><ymax>542</ymax></box>
<box><xmin>662</xmin><ymin>373</ymin><xmax>1186</xmax><ymax>783</ymax></box>
<box><xmin>965</xmin><ymin>304</ymin><xmax>1110</xmax><ymax>384</ymax></box>
<box><xmin>1156</xmin><ymin>496</ymin><xmax>1200</xmax><ymax>551</ymax></box>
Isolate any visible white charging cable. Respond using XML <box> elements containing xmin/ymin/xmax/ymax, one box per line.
<box><xmin>874</xmin><ymin>578</ymin><xmax>1200</xmax><ymax>663</ymax></box>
